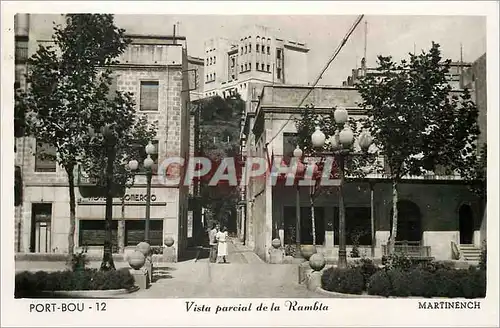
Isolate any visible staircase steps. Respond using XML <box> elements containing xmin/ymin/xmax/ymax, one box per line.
<box><xmin>460</xmin><ymin>244</ymin><xmax>481</xmax><ymax>261</ymax></box>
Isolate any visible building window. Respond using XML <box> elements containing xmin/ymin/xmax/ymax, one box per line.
<box><xmin>214</xmin><ymin>73</ymin><xmax>216</xmax><ymax>80</ymax></box>
<box><xmin>206</xmin><ymin>58</ymin><xmax>209</xmax><ymax>65</ymax></box>
<box><xmin>213</xmin><ymin>56</ymin><xmax>216</xmax><ymax>64</ymax></box>
<box><xmin>261</xmin><ymin>63</ymin><xmax>265</xmax><ymax>71</ymax></box>
<box><xmin>79</xmin><ymin>220</ymin><xmax>118</xmax><ymax>250</ymax></box>
<box><xmin>15</xmin><ymin>40</ymin><xmax>28</xmax><ymax>64</ymax></box>
<box><xmin>231</xmin><ymin>57</ymin><xmax>235</xmax><ymax>67</ymax></box>
<box><xmin>267</xmin><ymin>46</ymin><xmax>270</xmax><ymax>55</ymax></box>
<box><xmin>256</xmin><ymin>44</ymin><xmax>260</xmax><ymax>53</ymax></box>
<box><xmin>282</xmin><ymin>132</ymin><xmax>298</xmax><ymax>162</ymax></box>
<box><xmin>267</xmin><ymin>64</ymin><xmax>270</xmax><ymax>72</ymax></box>
<box><xmin>35</xmin><ymin>142</ymin><xmax>57</xmax><ymax>172</ymax></box>
<box><xmin>256</xmin><ymin>62</ymin><xmax>259</xmax><ymax>71</ymax></box>
<box><xmin>140</xmin><ymin>81</ymin><xmax>159</xmax><ymax>111</ymax></box>
<box><xmin>248</xmin><ymin>62</ymin><xmax>252</xmax><ymax>70</ymax></box>
<box><xmin>241</xmin><ymin>65</ymin><xmax>243</xmax><ymax>72</ymax></box>
<box><xmin>249</xmin><ymin>44</ymin><xmax>252</xmax><ymax>53</ymax></box>
<box><xmin>125</xmin><ymin>220</ymin><xmax>163</xmax><ymax>246</ymax></box>
<box><xmin>277</xmin><ymin>48</ymin><xmax>282</xmax><ymax>59</ymax></box>
<box><xmin>245</xmin><ymin>63</ymin><xmax>248</xmax><ymax>71</ymax></box>
<box><xmin>231</xmin><ymin>74</ymin><xmax>235</xmax><ymax>80</ymax></box>
<box><xmin>277</xmin><ymin>68</ymin><xmax>282</xmax><ymax>79</ymax></box>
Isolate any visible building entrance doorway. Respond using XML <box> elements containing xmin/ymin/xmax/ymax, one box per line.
<box><xmin>459</xmin><ymin>204</ymin><xmax>474</xmax><ymax>244</ymax></box>
<box><xmin>30</xmin><ymin>203</ymin><xmax>52</xmax><ymax>253</ymax></box>
<box><xmin>390</xmin><ymin>200</ymin><xmax>422</xmax><ymax>242</ymax></box>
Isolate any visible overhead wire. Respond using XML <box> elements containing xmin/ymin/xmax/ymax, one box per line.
<box><xmin>265</xmin><ymin>14</ymin><xmax>365</xmax><ymax>147</ymax></box>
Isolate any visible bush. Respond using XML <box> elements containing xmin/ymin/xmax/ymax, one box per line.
<box><xmin>351</xmin><ymin>258</ymin><xmax>378</xmax><ymax>288</ymax></box>
<box><xmin>367</xmin><ymin>271</ymin><xmax>392</xmax><ymax>297</ymax></box>
<box><xmin>15</xmin><ymin>268</ymin><xmax>136</xmax><ymax>298</ymax></box>
<box><xmin>321</xmin><ymin>267</ymin><xmax>365</xmax><ymax>295</ymax></box>
<box><xmin>479</xmin><ymin>242</ymin><xmax>486</xmax><ymax>271</ymax></box>
<box><xmin>367</xmin><ymin>267</ymin><xmax>486</xmax><ymax>298</ymax></box>
<box><xmin>67</xmin><ymin>247</ymin><xmax>89</xmax><ymax>272</ymax></box>
<box><xmin>382</xmin><ymin>253</ymin><xmax>414</xmax><ymax>271</ymax></box>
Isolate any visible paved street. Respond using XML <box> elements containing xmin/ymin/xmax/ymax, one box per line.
<box><xmin>119</xmin><ymin>239</ymin><xmax>328</xmax><ymax>298</ymax></box>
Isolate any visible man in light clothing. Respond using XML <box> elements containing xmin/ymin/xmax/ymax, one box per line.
<box><xmin>208</xmin><ymin>223</ymin><xmax>219</xmax><ymax>263</ymax></box>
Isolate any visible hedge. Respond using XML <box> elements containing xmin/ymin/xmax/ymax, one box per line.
<box><xmin>321</xmin><ymin>267</ymin><xmax>365</xmax><ymax>295</ymax></box>
<box><xmin>367</xmin><ymin>267</ymin><xmax>486</xmax><ymax>298</ymax></box>
<box><xmin>15</xmin><ymin>268</ymin><xmax>135</xmax><ymax>298</ymax></box>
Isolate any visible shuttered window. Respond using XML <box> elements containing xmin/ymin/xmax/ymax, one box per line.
<box><xmin>35</xmin><ymin>142</ymin><xmax>57</xmax><ymax>172</ymax></box>
<box><xmin>140</xmin><ymin>81</ymin><xmax>159</xmax><ymax>111</ymax></box>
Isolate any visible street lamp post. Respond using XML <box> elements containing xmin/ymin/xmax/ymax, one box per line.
<box><xmin>292</xmin><ymin>146</ymin><xmax>304</xmax><ymax>255</ymax></box>
<box><xmin>299</xmin><ymin>108</ymin><xmax>372</xmax><ymax>269</ymax></box>
<box><xmin>128</xmin><ymin>141</ymin><xmax>156</xmax><ymax>244</ymax></box>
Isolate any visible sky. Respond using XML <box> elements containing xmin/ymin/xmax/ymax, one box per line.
<box><xmin>30</xmin><ymin>14</ymin><xmax>486</xmax><ymax>86</ymax></box>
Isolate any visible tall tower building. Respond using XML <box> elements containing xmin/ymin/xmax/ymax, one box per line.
<box><xmin>203</xmin><ymin>25</ymin><xmax>310</xmax><ymax>101</ymax></box>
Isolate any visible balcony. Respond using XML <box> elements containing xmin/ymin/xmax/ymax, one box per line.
<box><xmin>382</xmin><ymin>241</ymin><xmax>432</xmax><ymax>259</ymax></box>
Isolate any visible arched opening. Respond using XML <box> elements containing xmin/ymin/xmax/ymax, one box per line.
<box><xmin>390</xmin><ymin>200</ymin><xmax>422</xmax><ymax>242</ymax></box>
<box><xmin>459</xmin><ymin>204</ymin><xmax>474</xmax><ymax>244</ymax></box>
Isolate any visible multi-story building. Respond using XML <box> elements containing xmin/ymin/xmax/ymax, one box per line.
<box><xmin>240</xmin><ymin>54</ymin><xmax>487</xmax><ymax>263</ymax></box>
<box><xmin>14</xmin><ymin>14</ymin><xmax>196</xmax><ymax>260</ymax></box>
<box><xmin>203</xmin><ymin>25</ymin><xmax>310</xmax><ymax>100</ymax></box>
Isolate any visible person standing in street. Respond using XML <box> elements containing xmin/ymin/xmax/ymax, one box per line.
<box><xmin>208</xmin><ymin>223</ymin><xmax>219</xmax><ymax>263</ymax></box>
<box><xmin>216</xmin><ymin>226</ymin><xmax>229</xmax><ymax>263</ymax></box>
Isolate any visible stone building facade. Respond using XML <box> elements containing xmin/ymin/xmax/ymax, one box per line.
<box><xmin>203</xmin><ymin>25</ymin><xmax>310</xmax><ymax>100</ymax></box>
<box><xmin>14</xmin><ymin>15</ymin><xmax>193</xmax><ymax>260</ymax></box>
<box><xmin>241</xmin><ymin>74</ymin><xmax>486</xmax><ymax>262</ymax></box>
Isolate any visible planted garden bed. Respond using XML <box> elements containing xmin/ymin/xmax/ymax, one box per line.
<box><xmin>15</xmin><ymin>268</ymin><xmax>137</xmax><ymax>298</ymax></box>
<box><xmin>321</xmin><ymin>255</ymin><xmax>486</xmax><ymax>298</ymax></box>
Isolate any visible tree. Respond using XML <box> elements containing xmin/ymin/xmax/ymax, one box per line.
<box><xmin>197</xmin><ymin>94</ymin><xmax>244</xmax><ymax>230</ymax></box>
<box><xmin>80</xmin><ymin>115</ymin><xmax>157</xmax><ymax>270</ymax></box>
<box><xmin>295</xmin><ymin>105</ymin><xmax>379</xmax><ymax>246</ymax></box>
<box><xmin>357</xmin><ymin>42</ymin><xmax>480</xmax><ymax>254</ymax></box>
<box><xmin>18</xmin><ymin>14</ymin><xmax>130</xmax><ymax>255</ymax></box>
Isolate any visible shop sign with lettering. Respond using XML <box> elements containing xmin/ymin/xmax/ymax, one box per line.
<box><xmin>80</xmin><ymin>194</ymin><xmax>157</xmax><ymax>202</ymax></box>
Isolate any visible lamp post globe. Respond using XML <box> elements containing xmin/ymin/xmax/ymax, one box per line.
<box><xmin>339</xmin><ymin>127</ymin><xmax>354</xmax><ymax>149</ymax></box>
<box><xmin>334</xmin><ymin>108</ymin><xmax>349</xmax><ymax>125</ymax></box>
<box><xmin>128</xmin><ymin>159</ymin><xmax>139</xmax><ymax>171</ymax></box>
<box><xmin>293</xmin><ymin>145</ymin><xmax>303</xmax><ymax>158</ymax></box>
<box><xmin>311</xmin><ymin>126</ymin><xmax>326</xmax><ymax>148</ymax></box>
<box><xmin>144</xmin><ymin>154</ymin><xmax>154</xmax><ymax>169</ymax></box>
<box><xmin>359</xmin><ymin>132</ymin><xmax>373</xmax><ymax>152</ymax></box>
<box><xmin>145</xmin><ymin>141</ymin><xmax>155</xmax><ymax>155</ymax></box>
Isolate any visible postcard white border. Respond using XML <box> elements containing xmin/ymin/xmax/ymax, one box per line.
<box><xmin>2</xmin><ymin>1</ymin><xmax>499</xmax><ymax>327</ymax></box>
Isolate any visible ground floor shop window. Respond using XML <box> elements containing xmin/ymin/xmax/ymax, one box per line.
<box><xmin>79</xmin><ymin>220</ymin><xmax>118</xmax><ymax>251</ymax></box>
<box><xmin>334</xmin><ymin>207</ymin><xmax>372</xmax><ymax>245</ymax></box>
<box><xmin>125</xmin><ymin>220</ymin><xmax>163</xmax><ymax>246</ymax></box>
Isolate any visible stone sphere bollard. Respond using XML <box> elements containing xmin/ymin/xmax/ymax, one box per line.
<box><xmin>271</xmin><ymin>238</ymin><xmax>281</xmax><ymax>249</ymax></box>
<box><xmin>300</xmin><ymin>244</ymin><xmax>317</xmax><ymax>261</ymax></box>
<box><xmin>309</xmin><ymin>253</ymin><xmax>326</xmax><ymax>271</ymax></box>
<box><xmin>137</xmin><ymin>241</ymin><xmax>151</xmax><ymax>256</ymax></box>
<box><xmin>164</xmin><ymin>236</ymin><xmax>174</xmax><ymax>247</ymax></box>
<box><xmin>128</xmin><ymin>250</ymin><xmax>146</xmax><ymax>270</ymax></box>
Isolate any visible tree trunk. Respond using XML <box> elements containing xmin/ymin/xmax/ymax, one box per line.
<box><xmin>66</xmin><ymin>165</ymin><xmax>76</xmax><ymax>255</ymax></box>
<box><xmin>370</xmin><ymin>181</ymin><xmax>375</xmax><ymax>258</ymax></box>
<box><xmin>388</xmin><ymin>179</ymin><xmax>399</xmax><ymax>255</ymax></box>
<box><xmin>118</xmin><ymin>196</ymin><xmax>125</xmax><ymax>253</ymax></box>
<box><xmin>101</xmin><ymin>143</ymin><xmax>116</xmax><ymax>271</ymax></box>
<box><xmin>310</xmin><ymin>185</ymin><xmax>316</xmax><ymax>246</ymax></box>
